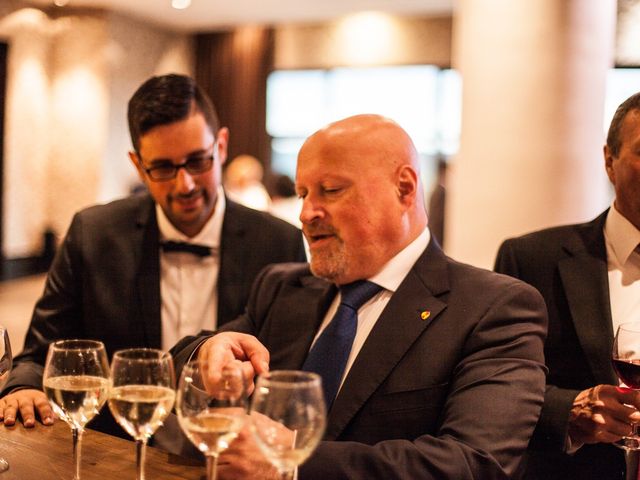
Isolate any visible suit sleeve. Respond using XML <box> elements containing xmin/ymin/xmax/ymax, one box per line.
<box><xmin>299</xmin><ymin>279</ymin><xmax>548</xmax><ymax>479</ymax></box>
<box><xmin>494</xmin><ymin>239</ymin><xmax>578</xmax><ymax>453</ymax></box>
<box><xmin>1</xmin><ymin>215</ymin><xmax>84</xmax><ymax>396</ymax></box>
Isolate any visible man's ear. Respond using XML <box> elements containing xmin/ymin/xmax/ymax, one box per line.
<box><xmin>397</xmin><ymin>165</ymin><xmax>418</xmax><ymax>204</ymax></box>
<box><xmin>216</xmin><ymin>127</ymin><xmax>230</xmax><ymax>166</ymax></box>
<box><xmin>604</xmin><ymin>144</ymin><xmax>615</xmax><ymax>184</ymax></box>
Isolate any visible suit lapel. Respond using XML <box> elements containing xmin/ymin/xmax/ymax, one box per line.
<box><xmin>325</xmin><ymin>241</ymin><xmax>448</xmax><ymax>440</ymax></box>
<box><xmin>217</xmin><ymin>199</ymin><xmax>247</xmax><ymax>325</ymax></box>
<box><xmin>558</xmin><ymin>212</ymin><xmax>616</xmax><ymax>384</ymax></box>
<box><xmin>268</xmin><ymin>275</ymin><xmax>336</xmax><ymax>370</ymax></box>
<box><xmin>134</xmin><ymin>197</ymin><xmax>162</xmax><ymax>349</ymax></box>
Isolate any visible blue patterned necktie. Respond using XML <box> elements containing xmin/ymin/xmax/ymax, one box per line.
<box><xmin>302</xmin><ymin>280</ymin><xmax>383</xmax><ymax>410</ymax></box>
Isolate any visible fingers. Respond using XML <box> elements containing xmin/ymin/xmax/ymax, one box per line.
<box><xmin>33</xmin><ymin>393</ymin><xmax>54</xmax><ymax>426</ymax></box>
<box><xmin>0</xmin><ymin>390</ymin><xmax>54</xmax><ymax>427</ymax></box>
<box><xmin>0</xmin><ymin>396</ymin><xmax>17</xmax><ymax>426</ymax></box>
<box><xmin>570</xmin><ymin>384</ymin><xmax>640</xmax><ymax>444</ymax></box>
<box><xmin>199</xmin><ymin>333</ymin><xmax>269</xmax><ymax>394</ymax></box>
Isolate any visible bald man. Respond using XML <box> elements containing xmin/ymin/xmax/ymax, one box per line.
<box><xmin>170</xmin><ymin>114</ymin><xmax>548</xmax><ymax>479</ymax></box>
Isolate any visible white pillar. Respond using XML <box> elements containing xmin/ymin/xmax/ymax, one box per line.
<box><xmin>447</xmin><ymin>0</ymin><xmax>617</xmax><ymax>268</ymax></box>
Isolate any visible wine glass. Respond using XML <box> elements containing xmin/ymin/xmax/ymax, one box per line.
<box><xmin>613</xmin><ymin>322</ymin><xmax>640</xmax><ymax>451</ymax></box>
<box><xmin>176</xmin><ymin>360</ymin><xmax>247</xmax><ymax>480</ymax></box>
<box><xmin>249</xmin><ymin>370</ymin><xmax>326</xmax><ymax>480</ymax></box>
<box><xmin>108</xmin><ymin>348</ymin><xmax>175</xmax><ymax>480</ymax></box>
<box><xmin>0</xmin><ymin>327</ymin><xmax>12</xmax><ymax>472</ymax></box>
<box><xmin>42</xmin><ymin>339</ymin><xmax>110</xmax><ymax>480</ymax></box>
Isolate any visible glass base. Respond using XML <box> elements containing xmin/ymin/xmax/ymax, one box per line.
<box><xmin>0</xmin><ymin>457</ymin><xmax>9</xmax><ymax>472</ymax></box>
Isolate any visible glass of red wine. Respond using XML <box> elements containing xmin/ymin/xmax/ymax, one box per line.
<box><xmin>612</xmin><ymin>322</ymin><xmax>640</xmax><ymax>450</ymax></box>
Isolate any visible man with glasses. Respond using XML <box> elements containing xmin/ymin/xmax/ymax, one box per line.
<box><xmin>0</xmin><ymin>74</ymin><xmax>306</xmax><ymax>434</ymax></box>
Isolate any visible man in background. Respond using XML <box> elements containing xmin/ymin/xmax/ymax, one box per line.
<box><xmin>0</xmin><ymin>74</ymin><xmax>306</xmax><ymax>433</ymax></box>
<box><xmin>495</xmin><ymin>91</ymin><xmax>640</xmax><ymax>479</ymax></box>
<box><xmin>224</xmin><ymin>153</ymin><xmax>272</xmax><ymax>211</ymax></box>
<box><xmin>172</xmin><ymin>114</ymin><xmax>548</xmax><ymax>479</ymax></box>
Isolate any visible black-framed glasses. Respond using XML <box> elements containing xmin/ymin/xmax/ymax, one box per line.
<box><xmin>139</xmin><ymin>146</ymin><xmax>216</xmax><ymax>182</ymax></box>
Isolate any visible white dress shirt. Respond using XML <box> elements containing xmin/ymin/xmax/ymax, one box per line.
<box><xmin>604</xmin><ymin>202</ymin><xmax>640</xmax><ymax>338</ymax></box>
<box><xmin>157</xmin><ymin>188</ymin><xmax>225</xmax><ymax>351</ymax></box>
<box><xmin>310</xmin><ymin>227</ymin><xmax>431</xmax><ymax>393</ymax></box>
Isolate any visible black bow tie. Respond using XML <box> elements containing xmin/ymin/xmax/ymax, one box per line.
<box><xmin>160</xmin><ymin>241</ymin><xmax>215</xmax><ymax>257</ymax></box>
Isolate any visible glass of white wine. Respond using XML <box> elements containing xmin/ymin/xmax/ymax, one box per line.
<box><xmin>250</xmin><ymin>370</ymin><xmax>326</xmax><ymax>480</ymax></box>
<box><xmin>176</xmin><ymin>360</ymin><xmax>247</xmax><ymax>480</ymax></box>
<box><xmin>108</xmin><ymin>348</ymin><xmax>175</xmax><ymax>480</ymax></box>
<box><xmin>0</xmin><ymin>326</ymin><xmax>12</xmax><ymax>472</ymax></box>
<box><xmin>42</xmin><ymin>339</ymin><xmax>110</xmax><ymax>480</ymax></box>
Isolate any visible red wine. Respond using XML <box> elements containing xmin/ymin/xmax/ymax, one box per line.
<box><xmin>613</xmin><ymin>359</ymin><xmax>640</xmax><ymax>388</ymax></box>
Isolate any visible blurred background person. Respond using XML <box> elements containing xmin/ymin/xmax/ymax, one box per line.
<box><xmin>269</xmin><ymin>173</ymin><xmax>302</xmax><ymax>228</ymax></box>
<box><xmin>427</xmin><ymin>156</ymin><xmax>447</xmax><ymax>247</ymax></box>
<box><xmin>223</xmin><ymin>154</ymin><xmax>272</xmax><ymax>211</ymax></box>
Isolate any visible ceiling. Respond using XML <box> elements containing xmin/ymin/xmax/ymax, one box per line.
<box><xmin>26</xmin><ymin>0</ymin><xmax>454</xmax><ymax>32</ymax></box>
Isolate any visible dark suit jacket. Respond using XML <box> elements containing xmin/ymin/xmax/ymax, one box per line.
<box><xmin>3</xmin><ymin>193</ymin><xmax>305</xmax><ymax>435</ymax></box>
<box><xmin>172</xmin><ymin>240</ymin><xmax>548</xmax><ymax>479</ymax></box>
<box><xmin>494</xmin><ymin>210</ymin><xmax>626</xmax><ymax>479</ymax></box>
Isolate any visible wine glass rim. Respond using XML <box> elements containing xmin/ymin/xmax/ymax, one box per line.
<box><xmin>256</xmin><ymin>370</ymin><xmax>321</xmax><ymax>386</ymax></box>
<box><xmin>51</xmin><ymin>339</ymin><xmax>105</xmax><ymax>351</ymax></box>
<box><xmin>618</xmin><ymin>322</ymin><xmax>640</xmax><ymax>333</ymax></box>
<box><xmin>112</xmin><ymin>347</ymin><xmax>172</xmax><ymax>362</ymax></box>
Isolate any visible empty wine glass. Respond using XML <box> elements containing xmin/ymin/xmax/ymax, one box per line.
<box><xmin>0</xmin><ymin>327</ymin><xmax>12</xmax><ymax>472</ymax></box>
<box><xmin>108</xmin><ymin>348</ymin><xmax>175</xmax><ymax>480</ymax></box>
<box><xmin>42</xmin><ymin>339</ymin><xmax>110</xmax><ymax>480</ymax></box>
<box><xmin>250</xmin><ymin>370</ymin><xmax>326</xmax><ymax>480</ymax></box>
<box><xmin>176</xmin><ymin>360</ymin><xmax>247</xmax><ymax>480</ymax></box>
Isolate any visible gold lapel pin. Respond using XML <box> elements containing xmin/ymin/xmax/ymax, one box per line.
<box><xmin>420</xmin><ymin>310</ymin><xmax>431</xmax><ymax>321</ymax></box>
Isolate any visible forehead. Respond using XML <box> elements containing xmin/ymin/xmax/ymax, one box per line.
<box><xmin>138</xmin><ymin>112</ymin><xmax>214</xmax><ymax>159</ymax></box>
<box><xmin>296</xmin><ymin>128</ymin><xmax>383</xmax><ymax>174</ymax></box>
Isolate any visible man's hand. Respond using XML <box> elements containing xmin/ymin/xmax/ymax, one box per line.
<box><xmin>217</xmin><ymin>421</ymin><xmax>281</xmax><ymax>480</ymax></box>
<box><xmin>568</xmin><ymin>384</ymin><xmax>640</xmax><ymax>444</ymax></box>
<box><xmin>0</xmin><ymin>389</ymin><xmax>54</xmax><ymax>427</ymax></box>
<box><xmin>198</xmin><ymin>332</ymin><xmax>270</xmax><ymax>394</ymax></box>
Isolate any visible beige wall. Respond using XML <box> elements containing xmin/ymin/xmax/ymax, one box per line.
<box><xmin>0</xmin><ymin>7</ymin><xmax>193</xmax><ymax>257</ymax></box>
<box><xmin>275</xmin><ymin>15</ymin><xmax>451</xmax><ymax>69</ymax></box>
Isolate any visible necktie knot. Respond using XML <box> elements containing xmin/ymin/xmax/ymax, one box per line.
<box><xmin>160</xmin><ymin>241</ymin><xmax>215</xmax><ymax>257</ymax></box>
<box><xmin>339</xmin><ymin>280</ymin><xmax>383</xmax><ymax>311</ymax></box>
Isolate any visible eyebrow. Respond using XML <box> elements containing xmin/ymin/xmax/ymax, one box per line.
<box><xmin>145</xmin><ymin>148</ymin><xmax>211</xmax><ymax>166</ymax></box>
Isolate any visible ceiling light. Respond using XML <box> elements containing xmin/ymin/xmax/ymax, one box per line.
<box><xmin>171</xmin><ymin>0</ymin><xmax>191</xmax><ymax>9</ymax></box>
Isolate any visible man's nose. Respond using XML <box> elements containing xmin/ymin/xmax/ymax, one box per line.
<box><xmin>175</xmin><ymin>166</ymin><xmax>196</xmax><ymax>192</ymax></box>
<box><xmin>299</xmin><ymin>197</ymin><xmax>324</xmax><ymax>224</ymax></box>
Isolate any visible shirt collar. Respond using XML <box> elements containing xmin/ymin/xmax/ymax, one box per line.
<box><xmin>604</xmin><ymin>201</ymin><xmax>640</xmax><ymax>265</ymax></box>
<box><xmin>368</xmin><ymin>228</ymin><xmax>431</xmax><ymax>293</ymax></box>
<box><xmin>156</xmin><ymin>186</ymin><xmax>226</xmax><ymax>248</ymax></box>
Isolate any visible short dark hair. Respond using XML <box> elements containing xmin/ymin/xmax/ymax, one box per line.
<box><xmin>127</xmin><ymin>74</ymin><xmax>220</xmax><ymax>152</ymax></box>
<box><xmin>607</xmin><ymin>91</ymin><xmax>640</xmax><ymax>157</ymax></box>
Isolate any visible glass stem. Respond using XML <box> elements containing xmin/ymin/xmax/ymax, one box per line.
<box><xmin>136</xmin><ymin>438</ymin><xmax>148</xmax><ymax>480</ymax></box>
<box><xmin>72</xmin><ymin>427</ymin><xmax>83</xmax><ymax>480</ymax></box>
<box><xmin>625</xmin><ymin>449</ymin><xmax>639</xmax><ymax>480</ymax></box>
<box><xmin>206</xmin><ymin>454</ymin><xmax>219</xmax><ymax>480</ymax></box>
<box><xmin>280</xmin><ymin>470</ymin><xmax>294</xmax><ymax>480</ymax></box>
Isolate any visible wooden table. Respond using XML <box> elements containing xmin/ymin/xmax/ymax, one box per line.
<box><xmin>0</xmin><ymin>421</ymin><xmax>205</xmax><ymax>479</ymax></box>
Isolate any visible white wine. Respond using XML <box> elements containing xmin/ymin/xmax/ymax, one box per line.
<box><xmin>43</xmin><ymin>375</ymin><xmax>109</xmax><ymax>429</ymax></box>
<box><xmin>262</xmin><ymin>446</ymin><xmax>316</xmax><ymax>473</ymax></box>
<box><xmin>179</xmin><ymin>410</ymin><xmax>245</xmax><ymax>454</ymax></box>
<box><xmin>108</xmin><ymin>385</ymin><xmax>175</xmax><ymax>440</ymax></box>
